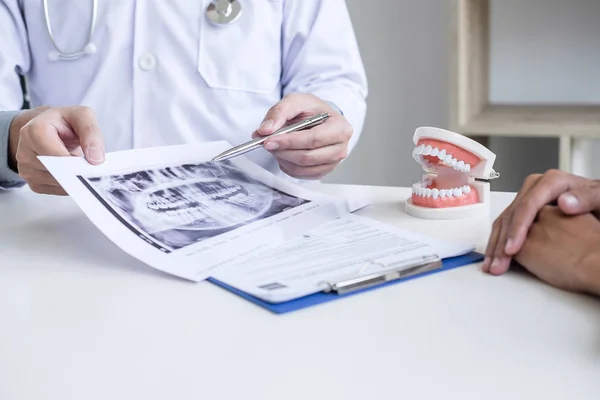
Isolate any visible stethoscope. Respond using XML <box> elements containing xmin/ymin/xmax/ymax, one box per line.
<box><xmin>43</xmin><ymin>0</ymin><xmax>243</xmax><ymax>62</ymax></box>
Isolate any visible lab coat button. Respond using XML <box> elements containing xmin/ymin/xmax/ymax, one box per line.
<box><xmin>138</xmin><ymin>53</ymin><xmax>156</xmax><ymax>71</ymax></box>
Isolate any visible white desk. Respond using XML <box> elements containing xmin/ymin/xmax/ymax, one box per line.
<box><xmin>1</xmin><ymin>185</ymin><xmax>599</xmax><ymax>400</ymax></box>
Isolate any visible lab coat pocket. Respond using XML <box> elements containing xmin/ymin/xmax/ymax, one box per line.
<box><xmin>198</xmin><ymin>0</ymin><xmax>283</xmax><ymax>94</ymax></box>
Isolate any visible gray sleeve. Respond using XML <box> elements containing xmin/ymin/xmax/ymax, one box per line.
<box><xmin>0</xmin><ymin>110</ymin><xmax>25</xmax><ymax>189</ymax></box>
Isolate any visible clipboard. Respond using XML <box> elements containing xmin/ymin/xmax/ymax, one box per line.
<box><xmin>208</xmin><ymin>251</ymin><xmax>483</xmax><ymax>314</ymax></box>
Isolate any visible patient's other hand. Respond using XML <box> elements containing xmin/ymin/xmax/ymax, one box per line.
<box><xmin>514</xmin><ymin>206</ymin><xmax>600</xmax><ymax>296</ymax></box>
<box><xmin>483</xmin><ymin>170</ymin><xmax>600</xmax><ymax>275</ymax></box>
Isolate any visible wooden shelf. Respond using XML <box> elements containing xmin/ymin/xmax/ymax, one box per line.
<box><xmin>450</xmin><ymin>0</ymin><xmax>600</xmax><ymax>173</ymax></box>
<box><xmin>459</xmin><ymin>104</ymin><xmax>600</xmax><ymax>138</ymax></box>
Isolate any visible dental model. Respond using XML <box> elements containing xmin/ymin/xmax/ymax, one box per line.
<box><xmin>405</xmin><ymin>127</ymin><xmax>499</xmax><ymax>219</ymax></box>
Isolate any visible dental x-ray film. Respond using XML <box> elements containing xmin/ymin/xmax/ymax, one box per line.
<box><xmin>77</xmin><ymin>161</ymin><xmax>309</xmax><ymax>252</ymax></box>
<box><xmin>39</xmin><ymin>141</ymin><xmax>350</xmax><ymax>281</ymax></box>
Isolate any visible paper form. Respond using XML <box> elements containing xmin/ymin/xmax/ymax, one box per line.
<box><xmin>39</xmin><ymin>141</ymin><xmax>351</xmax><ymax>281</ymax></box>
<box><xmin>212</xmin><ymin>214</ymin><xmax>473</xmax><ymax>303</ymax></box>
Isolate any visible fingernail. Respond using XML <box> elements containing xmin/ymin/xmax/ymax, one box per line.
<box><xmin>265</xmin><ymin>142</ymin><xmax>279</xmax><ymax>151</ymax></box>
<box><xmin>490</xmin><ymin>258</ymin><xmax>508</xmax><ymax>275</ymax></box>
<box><xmin>505</xmin><ymin>238</ymin><xmax>514</xmax><ymax>253</ymax></box>
<box><xmin>490</xmin><ymin>258</ymin><xmax>500</xmax><ymax>273</ymax></box>
<box><xmin>482</xmin><ymin>257</ymin><xmax>491</xmax><ymax>271</ymax></box>
<box><xmin>87</xmin><ymin>146</ymin><xmax>104</xmax><ymax>163</ymax></box>
<box><xmin>260</xmin><ymin>119</ymin><xmax>274</xmax><ymax>131</ymax></box>
<box><xmin>562</xmin><ymin>193</ymin><xmax>579</xmax><ymax>209</ymax></box>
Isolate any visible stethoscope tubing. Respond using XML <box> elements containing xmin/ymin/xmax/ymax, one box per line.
<box><xmin>43</xmin><ymin>0</ymin><xmax>98</xmax><ymax>59</ymax></box>
<box><xmin>43</xmin><ymin>0</ymin><xmax>241</xmax><ymax>61</ymax></box>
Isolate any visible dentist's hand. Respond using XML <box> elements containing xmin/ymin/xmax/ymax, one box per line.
<box><xmin>9</xmin><ymin>106</ymin><xmax>105</xmax><ymax>195</ymax></box>
<box><xmin>483</xmin><ymin>169</ymin><xmax>600</xmax><ymax>275</ymax></box>
<box><xmin>253</xmin><ymin>93</ymin><xmax>352</xmax><ymax>180</ymax></box>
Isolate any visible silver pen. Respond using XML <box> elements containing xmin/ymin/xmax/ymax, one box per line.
<box><xmin>211</xmin><ymin>113</ymin><xmax>330</xmax><ymax>162</ymax></box>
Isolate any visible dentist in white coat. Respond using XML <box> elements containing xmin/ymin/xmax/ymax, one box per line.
<box><xmin>0</xmin><ymin>0</ymin><xmax>367</xmax><ymax>195</ymax></box>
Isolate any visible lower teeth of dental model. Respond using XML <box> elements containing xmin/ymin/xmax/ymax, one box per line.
<box><xmin>412</xmin><ymin>184</ymin><xmax>472</xmax><ymax>198</ymax></box>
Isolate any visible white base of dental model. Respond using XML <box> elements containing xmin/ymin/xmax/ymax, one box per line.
<box><xmin>404</xmin><ymin>127</ymin><xmax>499</xmax><ymax>220</ymax></box>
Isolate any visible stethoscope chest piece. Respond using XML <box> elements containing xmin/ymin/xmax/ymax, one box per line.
<box><xmin>206</xmin><ymin>0</ymin><xmax>242</xmax><ymax>25</ymax></box>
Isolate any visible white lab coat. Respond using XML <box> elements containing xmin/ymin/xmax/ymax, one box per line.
<box><xmin>0</xmin><ymin>0</ymin><xmax>367</xmax><ymax>184</ymax></box>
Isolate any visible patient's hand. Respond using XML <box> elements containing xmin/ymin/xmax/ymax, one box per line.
<box><xmin>513</xmin><ymin>206</ymin><xmax>600</xmax><ymax>296</ymax></box>
<box><xmin>483</xmin><ymin>170</ymin><xmax>600</xmax><ymax>275</ymax></box>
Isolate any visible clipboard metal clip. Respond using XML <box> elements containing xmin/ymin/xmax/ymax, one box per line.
<box><xmin>324</xmin><ymin>254</ymin><xmax>443</xmax><ymax>295</ymax></box>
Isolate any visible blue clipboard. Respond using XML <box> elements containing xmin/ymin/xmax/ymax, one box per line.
<box><xmin>208</xmin><ymin>252</ymin><xmax>483</xmax><ymax>314</ymax></box>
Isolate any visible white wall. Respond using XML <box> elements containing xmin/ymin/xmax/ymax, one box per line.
<box><xmin>326</xmin><ymin>0</ymin><xmax>600</xmax><ymax>191</ymax></box>
<box><xmin>489</xmin><ymin>0</ymin><xmax>600</xmax><ymax>186</ymax></box>
<box><xmin>325</xmin><ymin>0</ymin><xmax>452</xmax><ymax>187</ymax></box>
<box><xmin>490</xmin><ymin>0</ymin><xmax>600</xmax><ymax>104</ymax></box>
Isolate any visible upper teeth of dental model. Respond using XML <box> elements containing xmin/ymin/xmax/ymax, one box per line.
<box><xmin>412</xmin><ymin>144</ymin><xmax>471</xmax><ymax>173</ymax></box>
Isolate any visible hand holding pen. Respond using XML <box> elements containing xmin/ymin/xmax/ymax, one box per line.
<box><xmin>253</xmin><ymin>93</ymin><xmax>353</xmax><ymax>180</ymax></box>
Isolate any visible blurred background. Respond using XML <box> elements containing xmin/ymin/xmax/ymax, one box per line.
<box><xmin>324</xmin><ymin>0</ymin><xmax>600</xmax><ymax>192</ymax></box>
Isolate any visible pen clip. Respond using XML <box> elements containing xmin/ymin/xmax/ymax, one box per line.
<box><xmin>324</xmin><ymin>254</ymin><xmax>442</xmax><ymax>295</ymax></box>
<box><xmin>211</xmin><ymin>113</ymin><xmax>330</xmax><ymax>162</ymax></box>
<box><xmin>266</xmin><ymin>113</ymin><xmax>330</xmax><ymax>140</ymax></box>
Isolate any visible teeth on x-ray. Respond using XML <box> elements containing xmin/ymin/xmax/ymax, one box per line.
<box><xmin>83</xmin><ymin>160</ymin><xmax>309</xmax><ymax>251</ymax></box>
<box><xmin>143</xmin><ymin>180</ymin><xmax>262</xmax><ymax>228</ymax></box>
